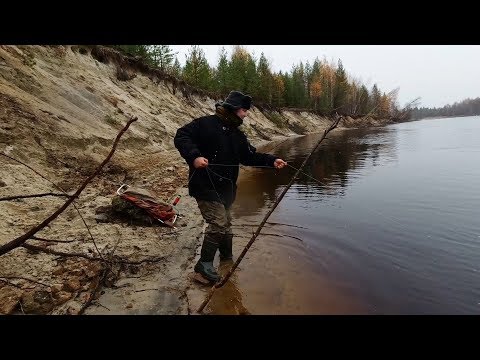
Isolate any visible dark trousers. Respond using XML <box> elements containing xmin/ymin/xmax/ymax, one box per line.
<box><xmin>195</xmin><ymin>199</ymin><xmax>233</xmax><ymax>264</ymax></box>
<box><xmin>196</xmin><ymin>199</ymin><xmax>233</xmax><ymax>235</ymax></box>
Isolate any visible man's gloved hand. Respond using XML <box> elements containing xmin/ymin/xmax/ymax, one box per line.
<box><xmin>193</xmin><ymin>157</ymin><xmax>209</xmax><ymax>168</ymax></box>
<box><xmin>274</xmin><ymin>158</ymin><xmax>287</xmax><ymax>169</ymax></box>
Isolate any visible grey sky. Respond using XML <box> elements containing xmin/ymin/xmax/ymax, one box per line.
<box><xmin>169</xmin><ymin>45</ymin><xmax>480</xmax><ymax>109</ymax></box>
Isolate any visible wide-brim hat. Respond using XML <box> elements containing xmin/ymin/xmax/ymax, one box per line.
<box><xmin>216</xmin><ymin>90</ymin><xmax>252</xmax><ymax>110</ymax></box>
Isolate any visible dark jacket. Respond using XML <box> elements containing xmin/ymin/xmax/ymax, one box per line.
<box><xmin>174</xmin><ymin>114</ymin><xmax>276</xmax><ymax>207</ymax></box>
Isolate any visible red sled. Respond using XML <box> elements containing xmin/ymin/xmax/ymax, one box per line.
<box><xmin>116</xmin><ymin>184</ymin><xmax>178</xmax><ymax>228</ymax></box>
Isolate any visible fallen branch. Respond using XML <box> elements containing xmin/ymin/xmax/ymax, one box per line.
<box><xmin>115</xmin><ymin>256</ymin><xmax>166</xmax><ymax>265</ymax></box>
<box><xmin>262</xmin><ymin>232</ymin><xmax>303</xmax><ymax>242</ymax></box>
<box><xmin>197</xmin><ymin>115</ymin><xmax>342</xmax><ymax>313</ymax></box>
<box><xmin>0</xmin><ymin>278</ymin><xmax>22</xmax><ymax>289</ymax></box>
<box><xmin>233</xmin><ymin>222</ymin><xmax>307</xmax><ymax>230</ymax></box>
<box><xmin>92</xmin><ymin>301</ymin><xmax>111</xmax><ymax>312</ymax></box>
<box><xmin>236</xmin><ymin>232</ymin><xmax>303</xmax><ymax>242</ymax></box>
<box><xmin>79</xmin><ymin>268</ymin><xmax>108</xmax><ymax>315</ymax></box>
<box><xmin>2</xmin><ymin>149</ymin><xmax>104</xmax><ymax>258</ymax></box>
<box><xmin>0</xmin><ymin>117</ymin><xmax>138</xmax><ymax>256</ymax></box>
<box><xmin>22</xmin><ymin>243</ymin><xmax>101</xmax><ymax>261</ymax></box>
<box><xmin>0</xmin><ymin>275</ymin><xmax>51</xmax><ymax>288</ymax></box>
<box><xmin>31</xmin><ymin>236</ymin><xmax>78</xmax><ymax>244</ymax></box>
<box><xmin>266</xmin><ymin>221</ymin><xmax>307</xmax><ymax>229</ymax></box>
<box><xmin>134</xmin><ymin>286</ymin><xmax>184</xmax><ymax>294</ymax></box>
<box><xmin>0</xmin><ymin>193</ymin><xmax>73</xmax><ymax>202</ymax></box>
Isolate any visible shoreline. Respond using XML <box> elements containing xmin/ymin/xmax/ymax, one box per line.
<box><xmin>0</xmin><ymin>122</ymin><xmax>389</xmax><ymax>315</ymax></box>
<box><xmin>0</xmin><ymin>45</ymin><xmax>402</xmax><ymax>314</ymax></box>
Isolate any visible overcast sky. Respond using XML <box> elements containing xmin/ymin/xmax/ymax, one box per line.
<box><xmin>169</xmin><ymin>45</ymin><xmax>480</xmax><ymax>109</ymax></box>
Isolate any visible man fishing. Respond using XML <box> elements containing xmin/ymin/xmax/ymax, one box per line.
<box><xmin>174</xmin><ymin>90</ymin><xmax>287</xmax><ymax>283</ymax></box>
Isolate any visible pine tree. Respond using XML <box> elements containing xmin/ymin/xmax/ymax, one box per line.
<box><xmin>307</xmin><ymin>58</ymin><xmax>322</xmax><ymax>111</ymax></box>
<box><xmin>227</xmin><ymin>46</ymin><xmax>248</xmax><ymax>91</ymax></box>
<box><xmin>150</xmin><ymin>45</ymin><xmax>177</xmax><ymax>72</ymax></box>
<box><xmin>257</xmin><ymin>52</ymin><xmax>274</xmax><ymax>104</ymax></box>
<box><xmin>244</xmin><ymin>53</ymin><xmax>258</xmax><ymax>96</ymax></box>
<box><xmin>114</xmin><ymin>45</ymin><xmax>152</xmax><ymax>64</ymax></box>
<box><xmin>282</xmin><ymin>72</ymin><xmax>294</xmax><ymax>107</ymax></box>
<box><xmin>358</xmin><ymin>85</ymin><xmax>370</xmax><ymax>115</ymax></box>
<box><xmin>291</xmin><ymin>63</ymin><xmax>308</xmax><ymax>108</ymax></box>
<box><xmin>333</xmin><ymin>59</ymin><xmax>349</xmax><ymax>112</ymax></box>
<box><xmin>170</xmin><ymin>58</ymin><xmax>182</xmax><ymax>78</ymax></box>
<box><xmin>183</xmin><ymin>45</ymin><xmax>212</xmax><ymax>90</ymax></box>
<box><xmin>215</xmin><ymin>47</ymin><xmax>229</xmax><ymax>94</ymax></box>
<box><xmin>227</xmin><ymin>46</ymin><xmax>258</xmax><ymax>95</ymax></box>
<box><xmin>370</xmin><ymin>84</ymin><xmax>382</xmax><ymax>115</ymax></box>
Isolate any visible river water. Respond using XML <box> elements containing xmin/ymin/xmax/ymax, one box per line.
<box><xmin>206</xmin><ymin>116</ymin><xmax>480</xmax><ymax>315</ymax></box>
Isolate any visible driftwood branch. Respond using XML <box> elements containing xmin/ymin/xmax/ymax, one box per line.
<box><xmin>134</xmin><ymin>286</ymin><xmax>186</xmax><ymax>295</ymax></box>
<box><xmin>0</xmin><ymin>193</ymin><xmax>73</xmax><ymax>202</ymax></box>
<box><xmin>31</xmin><ymin>236</ymin><xmax>78</xmax><ymax>244</ymax></box>
<box><xmin>197</xmin><ymin>115</ymin><xmax>342</xmax><ymax>313</ymax></box>
<box><xmin>0</xmin><ymin>116</ymin><xmax>138</xmax><ymax>256</ymax></box>
<box><xmin>266</xmin><ymin>221</ymin><xmax>307</xmax><ymax>229</ymax></box>
<box><xmin>77</xmin><ymin>255</ymin><xmax>167</xmax><ymax>314</ymax></box>
<box><xmin>116</xmin><ymin>256</ymin><xmax>166</xmax><ymax>265</ymax></box>
<box><xmin>1</xmin><ymin>152</ymin><xmax>101</xmax><ymax>257</ymax></box>
<box><xmin>22</xmin><ymin>243</ymin><xmax>101</xmax><ymax>261</ymax></box>
<box><xmin>0</xmin><ymin>278</ymin><xmax>22</xmax><ymax>289</ymax></box>
<box><xmin>0</xmin><ymin>275</ymin><xmax>51</xmax><ymax>288</ymax></box>
<box><xmin>91</xmin><ymin>301</ymin><xmax>111</xmax><ymax>312</ymax></box>
<box><xmin>79</xmin><ymin>268</ymin><xmax>108</xmax><ymax>315</ymax></box>
<box><xmin>236</xmin><ymin>232</ymin><xmax>303</xmax><ymax>242</ymax></box>
<box><xmin>233</xmin><ymin>222</ymin><xmax>307</xmax><ymax>230</ymax></box>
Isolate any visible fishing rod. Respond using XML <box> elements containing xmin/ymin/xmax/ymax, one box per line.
<box><xmin>196</xmin><ymin>114</ymin><xmax>343</xmax><ymax>313</ymax></box>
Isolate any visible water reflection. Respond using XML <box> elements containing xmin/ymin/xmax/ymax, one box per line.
<box><xmin>222</xmin><ymin>117</ymin><xmax>480</xmax><ymax>314</ymax></box>
<box><xmin>234</xmin><ymin>127</ymin><xmax>397</xmax><ymax>216</ymax></box>
<box><xmin>204</xmin><ymin>126</ymin><xmax>400</xmax><ymax>314</ymax></box>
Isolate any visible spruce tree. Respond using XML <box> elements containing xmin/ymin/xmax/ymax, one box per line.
<box><xmin>183</xmin><ymin>45</ymin><xmax>212</xmax><ymax>90</ymax></box>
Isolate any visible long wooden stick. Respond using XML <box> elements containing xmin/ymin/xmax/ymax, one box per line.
<box><xmin>0</xmin><ymin>192</ymin><xmax>72</xmax><ymax>201</ymax></box>
<box><xmin>2</xmin><ymin>147</ymin><xmax>102</xmax><ymax>257</ymax></box>
<box><xmin>0</xmin><ymin>116</ymin><xmax>138</xmax><ymax>256</ymax></box>
<box><xmin>2</xmin><ymin>152</ymin><xmax>96</xmax><ymax>256</ymax></box>
<box><xmin>0</xmin><ymin>275</ymin><xmax>51</xmax><ymax>288</ymax></box>
<box><xmin>196</xmin><ymin>115</ymin><xmax>342</xmax><ymax>313</ymax></box>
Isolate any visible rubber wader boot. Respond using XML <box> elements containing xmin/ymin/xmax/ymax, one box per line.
<box><xmin>194</xmin><ymin>232</ymin><xmax>221</xmax><ymax>283</ymax></box>
<box><xmin>219</xmin><ymin>233</ymin><xmax>233</xmax><ymax>261</ymax></box>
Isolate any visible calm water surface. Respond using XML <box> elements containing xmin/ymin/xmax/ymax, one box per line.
<box><xmin>206</xmin><ymin>116</ymin><xmax>480</xmax><ymax>315</ymax></box>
